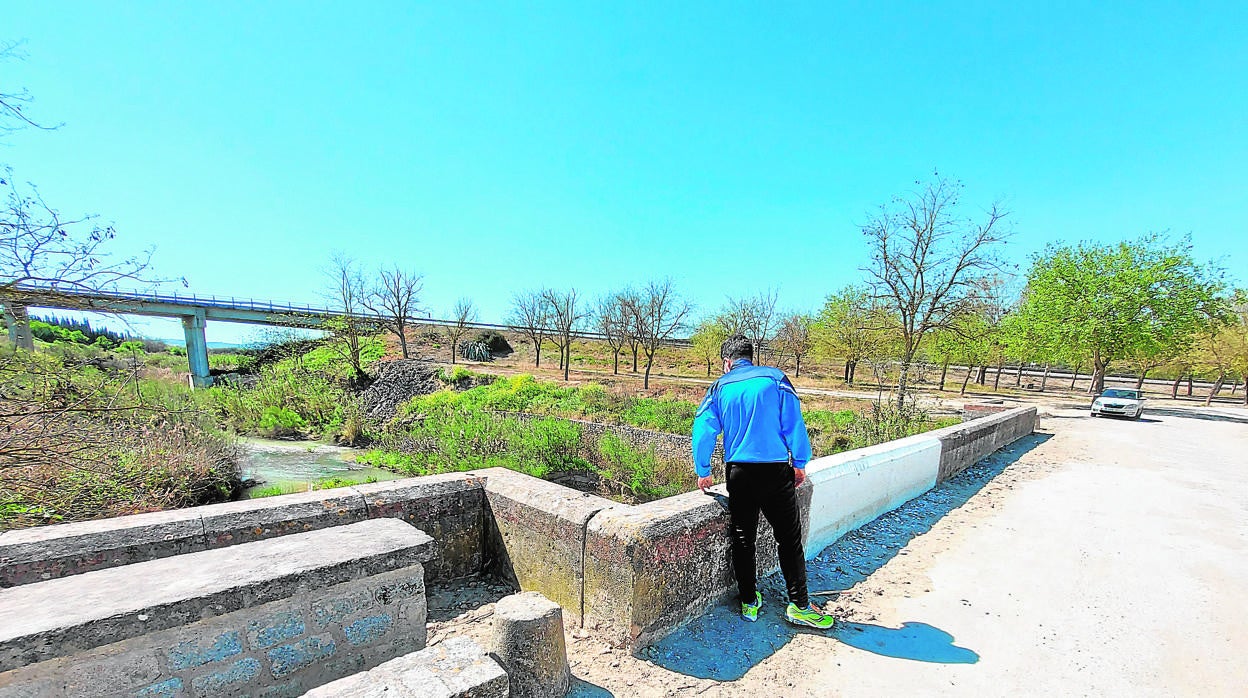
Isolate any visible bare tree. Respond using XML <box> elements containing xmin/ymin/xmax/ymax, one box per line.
<box><xmin>541</xmin><ymin>288</ymin><xmax>587</xmax><ymax>381</ymax></box>
<box><xmin>861</xmin><ymin>174</ymin><xmax>1010</xmax><ymax>408</ymax></box>
<box><xmin>619</xmin><ymin>288</ymin><xmax>644</xmax><ymax>373</ymax></box>
<box><xmin>595</xmin><ymin>293</ymin><xmax>629</xmax><ymax>375</ymax></box>
<box><xmin>723</xmin><ymin>289</ymin><xmax>779</xmax><ymax>364</ymax></box>
<box><xmin>508</xmin><ymin>290</ymin><xmax>551</xmax><ymax>367</ymax></box>
<box><xmin>1</xmin><ymin>41</ymin><xmax>60</xmax><ymax>138</ymax></box>
<box><xmin>323</xmin><ymin>254</ymin><xmax>370</xmax><ymax>379</ymax></box>
<box><xmin>622</xmin><ymin>279</ymin><xmax>693</xmax><ymax>389</ymax></box>
<box><xmin>444</xmin><ymin>298</ymin><xmax>477</xmax><ymax>364</ymax></box>
<box><xmin>363</xmin><ymin>266</ymin><xmax>423</xmax><ymax>359</ymax></box>
<box><xmin>775</xmin><ymin>313</ymin><xmax>815</xmax><ymax>378</ymax></box>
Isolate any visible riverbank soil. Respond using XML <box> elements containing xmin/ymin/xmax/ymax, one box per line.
<box><xmin>434</xmin><ymin>402</ymin><xmax>1248</xmax><ymax>696</ymax></box>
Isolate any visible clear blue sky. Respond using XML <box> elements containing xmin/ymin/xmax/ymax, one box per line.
<box><xmin>3</xmin><ymin>2</ymin><xmax>1245</xmax><ymax>343</ymax></box>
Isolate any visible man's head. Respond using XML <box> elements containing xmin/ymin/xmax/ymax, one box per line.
<box><xmin>720</xmin><ymin>334</ymin><xmax>752</xmax><ymax>373</ymax></box>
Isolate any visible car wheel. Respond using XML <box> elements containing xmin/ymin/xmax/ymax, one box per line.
<box><xmin>1090</xmin><ymin>411</ymin><xmax>1098</xmax><ymax>418</ymax></box>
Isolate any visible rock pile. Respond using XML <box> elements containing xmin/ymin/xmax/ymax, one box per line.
<box><xmin>359</xmin><ymin>359</ymin><xmax>444</xmax><ymax>423</ymax></box>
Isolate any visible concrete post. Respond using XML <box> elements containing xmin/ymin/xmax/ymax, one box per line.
<box><xmin>181</xmin><ymin>311</ymin><xmax>212</xmax><ymax>388</ymax></box>
<box><xmin>488</xmin><ymin>592</ymin><xmax>571</xmax><ymax>698</ymax></box>
<box><xmin>2</xmin><ymin>302</ymin><xmax>35</xmax><ymax>350</ymax></box>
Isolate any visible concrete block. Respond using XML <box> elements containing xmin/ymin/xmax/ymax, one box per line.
<box><xmin>133</xmin><ymin>678</ymin><xmax>183</xmax><ymax>697</ymax></box>
<box><xmin>489</xmin><ymin>592</ymin><xmax>570</xmax><ymax>698</ymax></box>
<box><xmin>0</xmin><ymin>519</ymin><xmax>433</xmax><ymax>671</ymax></box>
<box><xmin>267</xmin><ymin>636</ymin><xmax>336</xmax><ymax>679</ymax></box>
<box><xmin>191</xmin><ymin>656</ymin><xmax>263</xmax><ymax>696</ymax></box>
<box><xmin>246</xmin><ymin>611</ymin><xmax>306</xmax><ymax>651</ymax></box>
<box><xmin>480</xmin><ymin>468</ymin><xmax>617</xmax><ymax>625</ymax></box>
<box><xmin>168</xmin><ymin>631</ymin><xmax>243</xmax><ymax>670</ymax></box>
<box><xmin>353</xmin><ymin>474</ymin><xmax>487</xmax><ymax>581</ymax></box>
<box><xmin>303</xmin><ymin>637</ymin><xmax>508</xmax><ymax>698</ymax></box>
<box><xmin>0</xmin><ymin>508</ymin><xmax>207</xmax><ymax>588</ymax></box>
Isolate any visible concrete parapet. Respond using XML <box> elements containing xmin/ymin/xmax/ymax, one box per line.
<box><xmin>302</xmin><ymin>636</ymin><xmax>508</xmax><ymax>698</ymax></box>
<box><xmin>489</xmin><ymin>592</ymin><xmax>570</xmax><ymax>698</ymax></box>
<box><xmin>479</xmin><ymin>468</ymin><xmax>617</xmax><ymax>626</ymax></box>
<box><xmin>0</xmin><ymin>474</ymin><xmax>485</xmax><ymax>588</ymax></box>
<box><xmin>933</xmin><ymin>406</ymin><xmax>1037</xmax><ymax>482</ymax></box>
<box><xmin>803</xmin><ymin>434</ymin><xmax>941</xmax><ymax>557</ymax></box>
<box><xmin>0</xmin><ymin>521</ymin><xmax>432</xmax><ymax>697</ymax></box>
<box><xmin>353</xmin><ymin>474</ymin><xmax>487</xmax><ymax>581</ymax></box>
<box><xmin>583</xmin><ymin>485</ymin><xmax>810</xmax><ymax>649</ymax></box>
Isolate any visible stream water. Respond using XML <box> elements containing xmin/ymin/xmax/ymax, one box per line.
<box><xmin>237</xmin><ymin>437</ymin><xmax>402</xmax><ymax>498</ymax></box>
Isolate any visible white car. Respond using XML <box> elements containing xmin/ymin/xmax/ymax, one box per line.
<box><xmin>1091</xmin><ymin>388</ymin><xmax>1144</xmax><ymax>419</ymax></box>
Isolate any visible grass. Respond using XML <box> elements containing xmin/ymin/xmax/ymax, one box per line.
<box><xmin>245</xmin><ymin>474</ymin><xmax>381</xmax><ymax>498</ymax></box>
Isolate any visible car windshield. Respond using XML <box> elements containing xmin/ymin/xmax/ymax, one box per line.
<box><xmin>1101</xmin><ymin>389</ymin><xmax>1140</xmax><ymax>399</ymax></box>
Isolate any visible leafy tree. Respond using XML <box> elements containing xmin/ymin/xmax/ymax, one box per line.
<box><xmin>861</xmin><ymin>175</ymin><xmax>1010</xmax><ymax>407</ymax></box>
<box><xmin>690</xmin><ymin>317</ymin><xmax>729</xmax><ymax>377</ymax></box>
<box><xmin>1014</xmin><ymin>234</ymin><xmax>1226</xmax><ymax>395</ymax></box>
<box><xmin>813</xmin><ymin>285</ymin><xmax>889</xmax><ymax>385</ymax></box>
<box><xmin>774</xmin><ymin>313</ymin><xmax>815</xmax><ymax>377</ymax></box>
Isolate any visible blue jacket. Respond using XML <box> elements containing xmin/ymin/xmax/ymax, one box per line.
<box><xmin>692</xmin><ymin>359</ymin><xmax>812</xmax><ymax>478</ymax></box>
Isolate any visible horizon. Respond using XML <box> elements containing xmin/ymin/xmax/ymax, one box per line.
<box><xmin>3</xmin><ymin>2</ymin><xmax>1245</xmax><ymax>343</ymax></box>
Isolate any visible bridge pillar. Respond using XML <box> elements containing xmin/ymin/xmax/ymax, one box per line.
<box><xmin>182</xmin><ymin>311</ymin><xmax>212</xmax><ymax>388</ymax></box>
<box><xmin>2</xmin><ymin>302</ymin><xmax>35</xmax><ymax>350</ymax></box>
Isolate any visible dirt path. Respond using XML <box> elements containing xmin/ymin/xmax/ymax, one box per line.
<box><xmin>430</xmin><ymin>403</ymin><xmax>1248</xmax><ymax>696</ymax></box>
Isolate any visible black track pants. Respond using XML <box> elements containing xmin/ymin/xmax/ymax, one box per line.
<box><xmin>726</xmin><ymin>461</ymin><xmax>808</xmax><ymax>608</ymax></box>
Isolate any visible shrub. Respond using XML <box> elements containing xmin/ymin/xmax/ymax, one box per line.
<box><xmin>258</xmin><ymin>406</ymin><xmax>307</xmax><ymax>438</ymax></box>
<box><xmin>460</xmin><ymin>341</ymin><xmax>492</xmax><ymax>362</ymax></box>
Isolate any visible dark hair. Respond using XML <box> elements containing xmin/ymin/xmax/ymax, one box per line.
<box><xmin>720</xmin><ymin>334</ymin><xmax>753</xmax><ymax>362</ymax></box>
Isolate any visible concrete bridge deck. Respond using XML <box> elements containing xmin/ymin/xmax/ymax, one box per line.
<box><xmin>550</xmin><ymin>403</ymin><xmax>1248</xmax><ymax>696</ymax></box>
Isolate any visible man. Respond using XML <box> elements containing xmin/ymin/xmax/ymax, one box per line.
<box><xmin>692</xmin><ymin>334</ymin><xmax>834</xmax><ymax>629</ymax></box>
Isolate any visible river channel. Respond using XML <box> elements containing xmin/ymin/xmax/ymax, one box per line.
<box><xmin>237</xmin><ymin>437</ymin><xmax>402</xmax><ymax>498</ymax></box>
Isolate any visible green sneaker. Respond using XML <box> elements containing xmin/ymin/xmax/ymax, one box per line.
<box><xmin>786</xmin><ymin>602</ymin><xmax>835</xmax><ymax>629</ymax></box>
<box><xmin>741</xmin><ymin>592</ymin><xmax>762</xmax><ymax>622</ymax></box>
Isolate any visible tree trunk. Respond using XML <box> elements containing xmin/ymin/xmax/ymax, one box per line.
<box><xmin>631</xmin><ymin>347</ymin><xmax>639</xmax><ymax>373</ymax></box>
<box><xmin>1205</xmin><ymin>373</ymin><xmax>1225</xmax><ymax>406</ymax></box>
<box><xmin>450</xmin><ymin>342</ymin><xmax>457</xmax><ymax>364</ymax></box>
<box><xmin>1090</xmin><ymin>358</ymin><xmax>1109</xmax><ymax>395</ymax></box>
<box><xmin>843</xmin><ymin>360</ymin><xmax>851</xmax><ymax>383</ymax></box>
<box><xmin>534</xmin><ymin>340</ymin><xmax>542</xmax><ymax>368</ymax></box>
<box><xmin>1187</xmin><ymin>374</ymin><xmax>1194</xmax><ymax>396</ymax></box>
<box><xmin>613</xmin><ymin>350</ymin><xmax>620</xmax><ymax>375</ymax></box>
<box><xmin>1171</xmin><ymin>375</ymin><xmax>1181</xmax><ymax>399</ymax></box>
<box><xmin>794</xmin><ymin>355</ymin><xmax>801</xmax><ymax>378</ymax></box>
<box><xmin>563</xmin><ymin>345</ymin><xmax>571</xmax><ymax>381</ymax></box>
<box><xmin>960</xmin><ymin>366</ymin><xmax>974</xmax><ymax>395</ymax></box>
<box><xmin>993</xmin><ymin>363</ymin><xmax>1003</xmax><ymax>390</ymax></box>
<box><xmin>1040</xmin><ymin>364</ymin><xmax>1050</xmax><ymax>392</ymax></box>
<box><xmin>896</xmin><ymin>363</ymin><xmax>911</xmax><ymax>410</ymax></box>
<box><xmin>1015</xmin><ymin>364</ymin><xmax>1024</xmax><ymax>387</ymax></box>
<box><xmin>976</xmin><ymin>366</ymin><xmax>987</xmax><ymax>385</ymax></box>
<box><xmin>398</xmin><ymin>332</ymin><xmax>409</xmax><ymax>359</ymax></box>
<box><xmin>1243</xmin><ymin>376</ymin><xmax>1247</xmax><ymax>405</ymax></box>
<box><xmin>938</xmin><ymin>362</ymin><xmax>948</xmax><ymax>391</ymax></box>
<box><xmin>1069</xmin><ymin>361</ymin><xmax>1081</xmax><ymax>390</ymax></box>
<box><xmin>1135</xmin><ymin>369</ymin><xmax>1148</xmax><ymax>390</ymax></box>
<box><xmin>705</xmin><ymin>358</ymin><xmax>712</xmax><ymax>377</ymax></box>
<box><xmin>847</xmin><ymin>360</ymin><xmax>857</xmax><ymax>386</ymax></box>
<box><xmin>643</xmin><ymin>357</ymin><xmax>653</xmax><ymax>389</ymax></box>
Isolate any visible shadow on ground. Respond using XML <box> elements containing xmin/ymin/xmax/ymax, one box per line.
<box><xmin>645</xmin><ymin>433</ymin><xmax>1050</xmax><ymax>681</ymax></box>
<box><xmin>568</xmin><ymin>678</ymin><xmax>615</xmax><ymax>697</ymax></box>
<box><xmin>1142</xmin><ymin>406</ymin><xmax>1248</xmax><ymax>425</ymax></box>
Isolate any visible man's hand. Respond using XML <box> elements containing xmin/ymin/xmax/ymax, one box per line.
<box><xmin>793</xmin><ymin>467</ymin><xmax>805</xmax><ymax>487</ymax></box>
<box><xmin>698</xmin><ymin>475</ymin><xmax>714</xmax><ymax>492</ymax></box>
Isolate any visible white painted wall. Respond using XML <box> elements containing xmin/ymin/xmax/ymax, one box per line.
<box><xmin>803</xmin><ymin>434</ymin><xmax>942</xmax><ymax>559</ymax></box>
